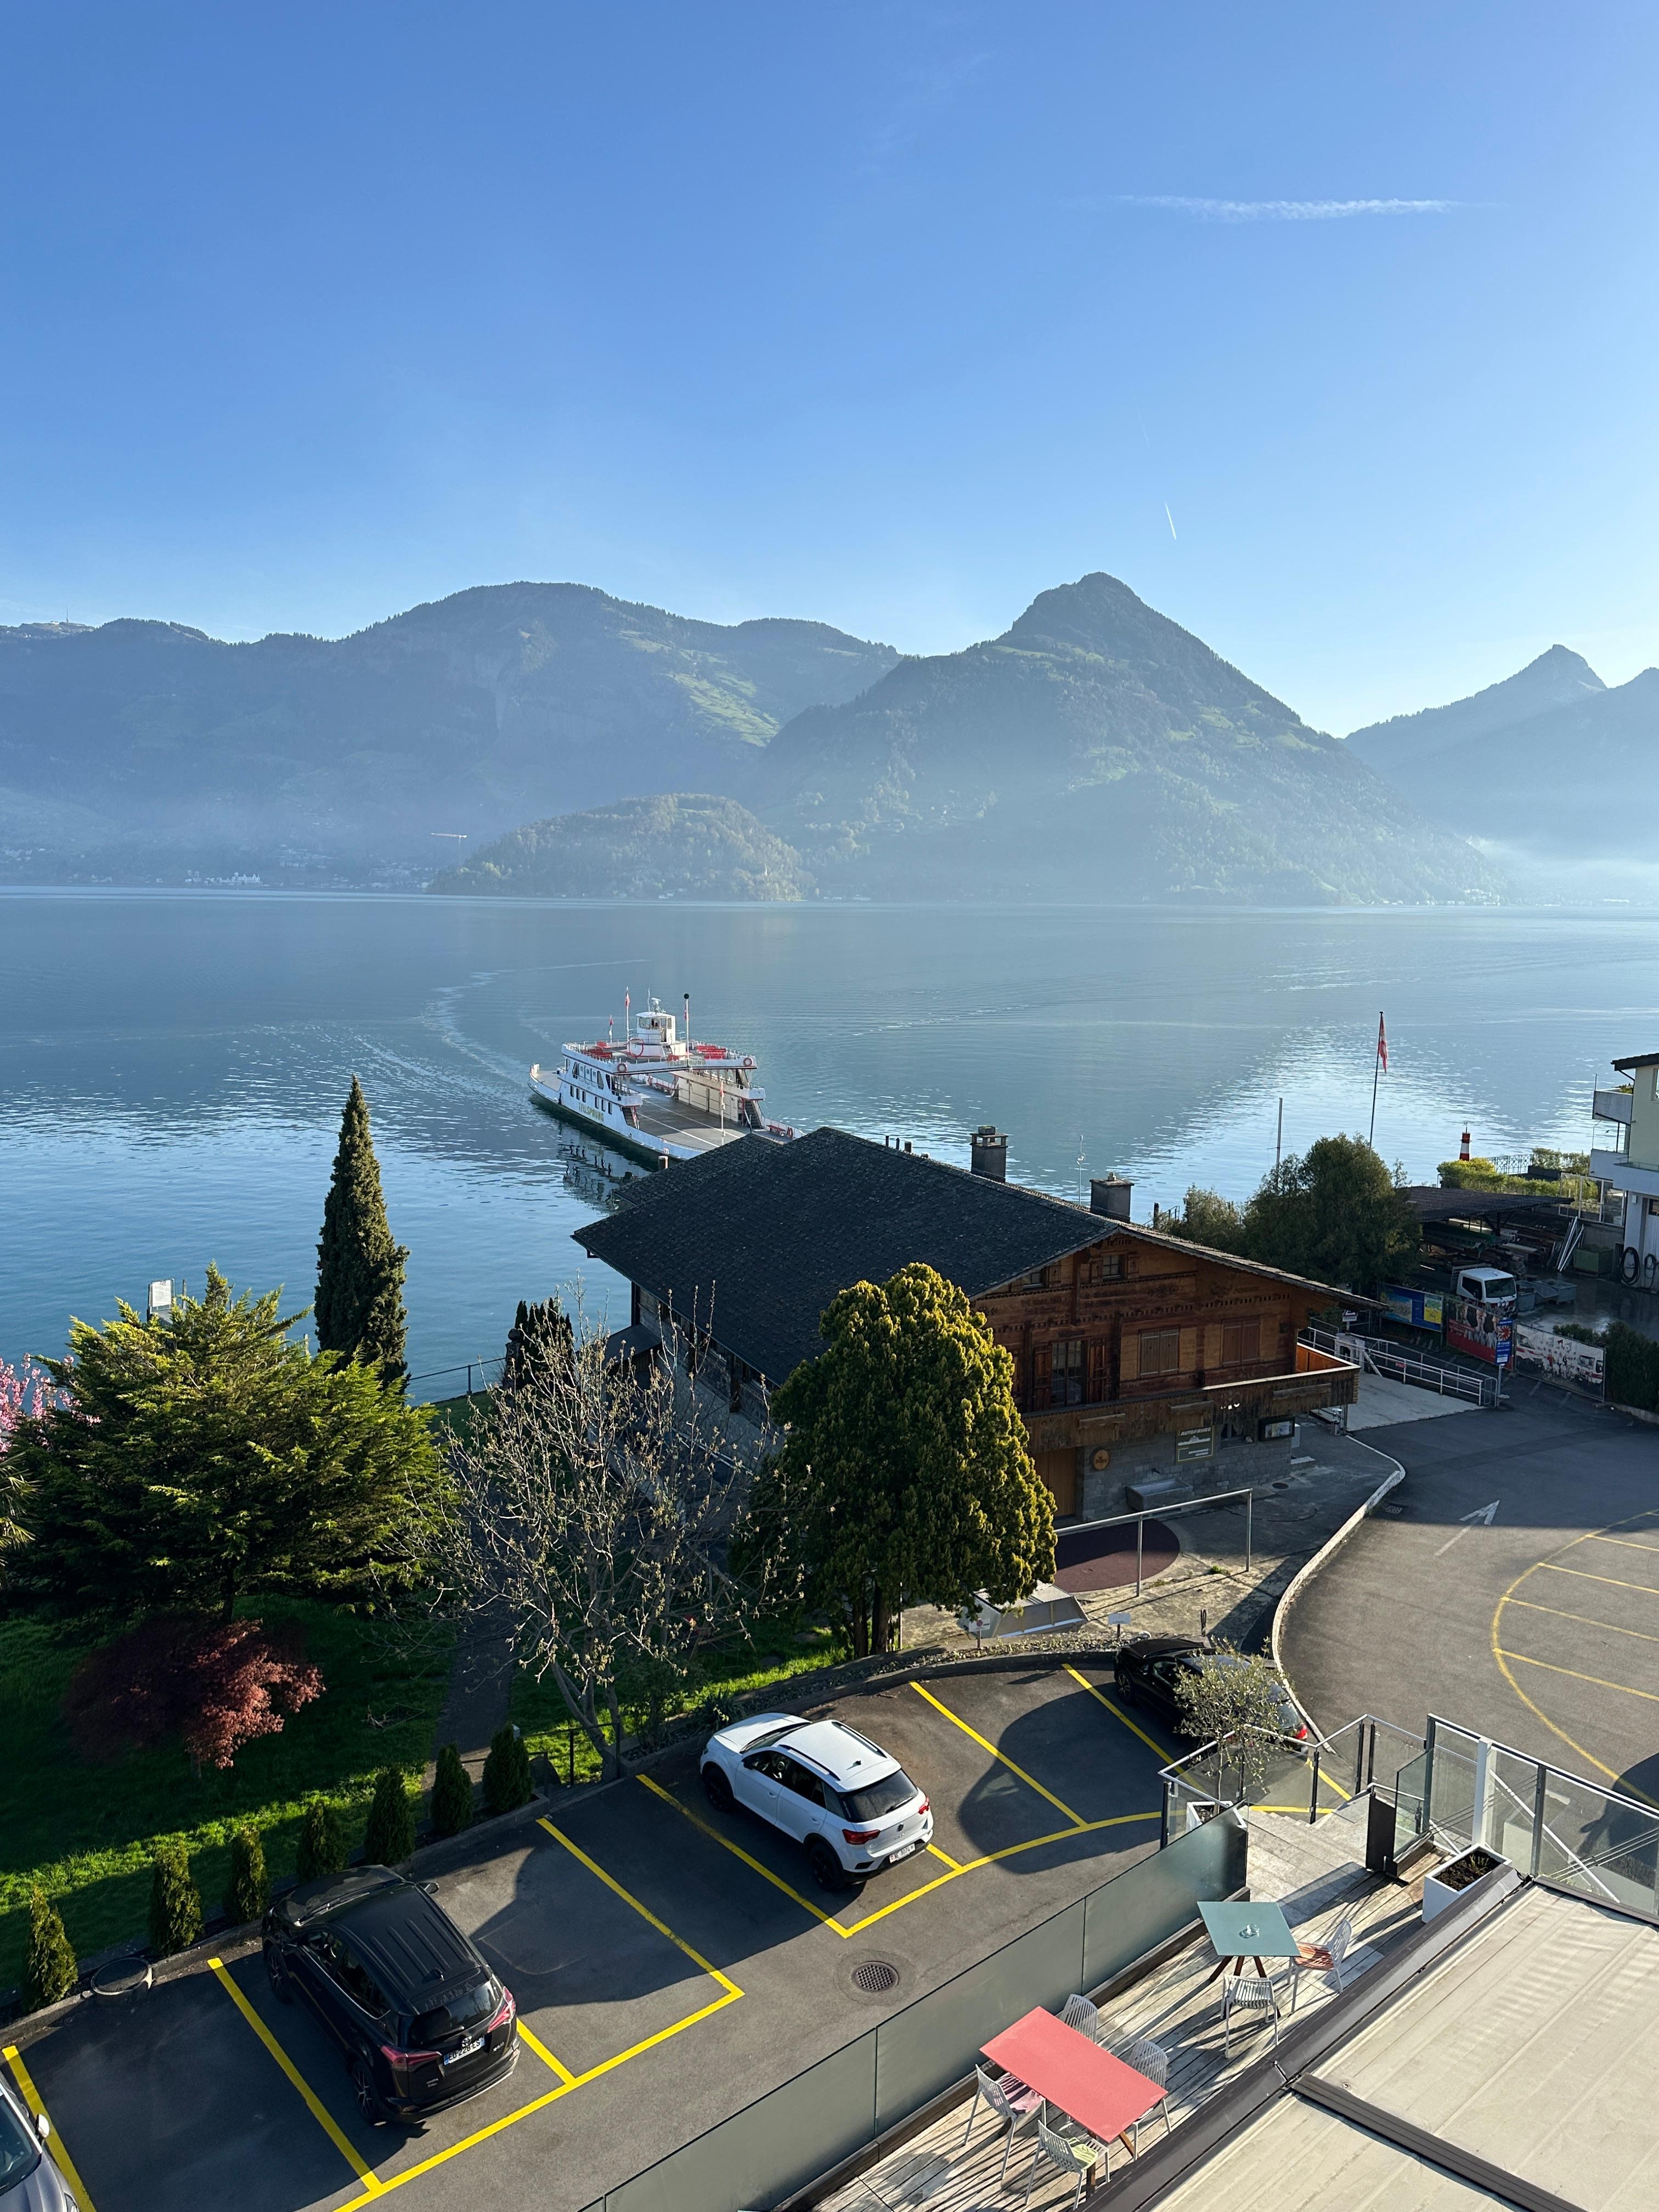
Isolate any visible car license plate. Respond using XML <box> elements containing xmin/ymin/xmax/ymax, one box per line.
<box><xmin>444</xmin><ymin>2035</ymin><xmax>483</xmax><ymax>2066</ymax></box>
<box><xmin>887</xmin><ymin>1840</ymin><xmax>919</xmax><ymax>1864</ymax></box>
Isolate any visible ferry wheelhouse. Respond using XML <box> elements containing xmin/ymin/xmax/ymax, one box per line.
<box><xmin>530</xmin><ymin>994</ymin><xmax>795</xmax><ymax>1164</ymax></box>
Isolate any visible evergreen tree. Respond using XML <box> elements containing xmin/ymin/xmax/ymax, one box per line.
<box><xmin>315</xmin><ymin>1076</ymin><xmax>409</xmax><ymax>1380</ymax></box>
<box><xmin>22</xmin><ymin>1889</ymin><xmax>76</xmax><ymax>2011</ymax></box>
<box><xmin>482</xmin><ymin>1724</ymin><xmax>533</xmax><ymax>1815</ymax></box>
<box><xmin>296</xmin><ymin>1799</ymin><xmax>351</xmax><ymax>1881</ymax></box>
<box><xmin>224</xmin><ymin>1826</ymin><xmax>270</xmax><ymax>1923</ymax></box>
<box><xmin>148</xmin><ymin>1842</ymin><xmax>202</xmax><ymax>1957</ymax></box>
<box><xmin>430</xmin><ymin>1742</ymin><xmax>475</xmax><ymax>1837</ymax></box>
<box><xmin>500</xmin><ymin>1297</ymin><xmax>574</xmax><ymax>1398</ymax></box>
<box><xmin>746</xmin><ymin>1263</ymin><xmax>1055</xmax><ymax>1656</ymax></box>
<box><xmin>10</xmin><ymin>1267</ymin><xmax>447</xmax><ymax>1620</ymax></box>
<box><xmin>363</xmin><ymin>1768</ymin><xmax>416</xmax><ymax>1865</ymax></box>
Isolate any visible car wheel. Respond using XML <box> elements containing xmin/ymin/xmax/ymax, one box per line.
<box><xmin>264</xmin><ymin>1941</ymin><xmax>292</xmax><ymax>2003</ymax></box>
<box><xmin>1115</xmin><ymin>1675</ymin><xmax>1134</xmax><ymax>1705</ymax></box>
<box><xmin>702</xmin><ymin>1765</ymin><xmax>735</xmax><ymax>1814</ymax></box>
<box><xmin>806</xmin><ymin>1837</ymin><xmax>850</xmax><ymax>1892</ymax></box>
<box><xmin>350</xmin><ymin>2057</ymin><xmax>387</xmax><ymax>2125</ymax></box>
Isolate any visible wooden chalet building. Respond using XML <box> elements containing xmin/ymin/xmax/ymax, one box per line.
<box><xmin>574</xmin><ymin>1126</ymin><xmax>1357</xmax><ymax>1519</ymax></box>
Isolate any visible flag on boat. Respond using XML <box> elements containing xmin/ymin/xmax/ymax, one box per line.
<box><xmin>1376</xmin><ymin>1012</ymin><xmax>1389</xmax><ymax>1072</ymax></box>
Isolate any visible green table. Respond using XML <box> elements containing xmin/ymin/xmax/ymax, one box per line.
<box><xmin>1199</xmin><ymin>1899</ymin><xmax>1297</xmax><ymax>1984</ymax></box>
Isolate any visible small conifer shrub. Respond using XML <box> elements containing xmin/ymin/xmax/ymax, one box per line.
<box><xmin>22</xmin><ymin>1889</ymin><xmax>77</xmax><ymax>2011</ymax></box>
<box><xmin>148</xmin><ymin>1842</ymin><xmax>202</xmax><ymax>1959</ymax></box>
<box><xmin>296</xmin><ymin>1799</ymin><xmax>351</xmax><ymax>1881</ymax></box>
<box><xmin>430</xmin><ymin>1742</ymin><xmax>474</xmax><ymax>1838</ymax></box>
<box><xmin>224</xmin><ymin>1826</ymin><xmax>270</xmax><ymax>1923</ymax></box>
<box><xmin>482</xmin><ymin>1723</ymin><xmax>533</xmax><ymax>1815</ymax></box>
<box><xmin>363</xmin><ymin>1768</ymin><xmax>416</xmax><ymax>1865</ymax></box>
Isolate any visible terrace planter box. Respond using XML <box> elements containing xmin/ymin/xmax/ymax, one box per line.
<box><xmin>1423</xmin><ymin>1844</ymin><xmax>1508</xmax><ymax>1922</ymax></box>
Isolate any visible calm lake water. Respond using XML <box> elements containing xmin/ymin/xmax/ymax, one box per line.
<box><xmin>3</xmin><ymin>890</ymin><xmax>1654</xmax><ymax>1391</ymax></box>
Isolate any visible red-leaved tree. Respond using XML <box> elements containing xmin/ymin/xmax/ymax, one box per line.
<box><xmin>65</xmin><ymin>1615</ymin><xmax>324</xmax><ymax>1773</ymax></box>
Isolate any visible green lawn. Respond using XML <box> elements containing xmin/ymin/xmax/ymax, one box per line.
<box><xmin>511</xmin><ymin>1621</ymin><xmax>843</xmax><ymax>1785</ymax></box>
<box><xmin>0</xmin><ymin>1600</ymin><xmax>451</xmax><ymax>1991</ymax></box>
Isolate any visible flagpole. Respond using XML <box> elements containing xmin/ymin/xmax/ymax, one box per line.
<box><xmin>1369</xmin><ymin>1012</ymin><xmax>1382</xmax><ymax>1147</ymax></box>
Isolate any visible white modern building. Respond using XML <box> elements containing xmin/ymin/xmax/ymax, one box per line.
<box><xmin>1590</xmin><ymin>1049</ymin><xmax>1659</xmax><ymax>1288</ymax></box>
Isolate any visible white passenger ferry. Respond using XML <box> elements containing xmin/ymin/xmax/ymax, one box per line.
<box><xmin>530</xmin><ymin>994</ymin><xmax>796</xmax><ymax>1165</ymax></box>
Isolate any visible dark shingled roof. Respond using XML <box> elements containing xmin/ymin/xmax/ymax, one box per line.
<box><xmin>574</xmin><ymin>1126</ymin><xmax>1333</xmax><ymax>1385</ymax></box>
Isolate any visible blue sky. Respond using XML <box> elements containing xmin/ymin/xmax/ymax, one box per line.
<box><xmin>2</xmin><ymin>1</ymin><xmax>1654</xmax><ymax>732</ymax></box>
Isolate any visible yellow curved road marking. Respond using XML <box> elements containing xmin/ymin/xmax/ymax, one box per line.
<box><xmin>4</xmin><ymin>2044</ymin><xmax>97</xmax><ymax>2212</ymax></box>
<box><xmin>1490</xmin><ymin>1506</ymin><xmax>1659</xmax><ymax>1803</ymax></box>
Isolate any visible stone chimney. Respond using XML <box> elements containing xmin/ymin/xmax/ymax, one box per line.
<box><xmin>970</xmin><ymin>1126</ymin><xmax>1008</xmax><ymax>1182</ymax></box>
<box><xmin>1090</xmin><ymin>1174</ymin><xmax>1132</xmax><ymax>1221</ymax></box>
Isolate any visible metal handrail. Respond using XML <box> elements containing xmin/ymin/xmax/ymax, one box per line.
<box><xmin>1062</xmin><ymin>1486</ymin><xmax>1254</xmax><ymax>1596</ymax></box>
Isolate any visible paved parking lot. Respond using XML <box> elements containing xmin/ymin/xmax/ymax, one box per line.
<box><xmin>5</xmin><ymin>1659</ymin><xmax>1179</xmax><ymax>2212</ymax></box>
<box><xmin>1281</xmin><ymin>1398</ymin><xmax>1659</xmax><ymax>1801</ymax></box>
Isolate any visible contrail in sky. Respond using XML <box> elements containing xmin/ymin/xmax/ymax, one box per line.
<box><xmin>1117</xmin><ymin>195</ymin><xmax>1457</xmax><ymax>222</ymax></box>
<box><xmin>1165</xmin><ymin>505</ymin><xmax>1177</xmax><ymax>541</ymax></box>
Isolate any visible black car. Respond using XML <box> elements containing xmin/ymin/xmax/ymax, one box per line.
<box><xmin>1113</xmin><ymin>1636</ymin><xmax>1310</xmax><ymax>1741</ymax></box>
<box><xmin>262</xmin><ymin>1866</ymin><xmax>518</xmax><ymax>2125</ymax></box>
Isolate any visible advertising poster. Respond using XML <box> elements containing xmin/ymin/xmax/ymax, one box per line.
<box><xmin>1513</xmin><ymin>1324</ymin><xmax>1605</xmax><ymax>1392</ymax></box>
<box><xmin>1447</xmin><ymin>1296</ymin><xmax>1513</xmax><ymax>1367</ymax></box>
<box><xmin>1383</xmin><ymin>1285</ymin><xmax>1446</xmax><ymax>1331</ymax></box>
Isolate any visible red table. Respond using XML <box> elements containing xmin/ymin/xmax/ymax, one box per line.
<box><xmin>982</xmin><ymin>2007</ymin><xmax>1166</xmax><ymax>2165</ymax></box>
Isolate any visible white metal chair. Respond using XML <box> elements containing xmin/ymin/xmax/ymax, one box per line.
<box><xmin>960</xmin><ymin>2064</ymin><xmax>1042</xmax><ymax>2186</ymax></box>
<box><xmin>1022</xmin><ymin>2115</ymin><xmax>1107</xmax><ymax>2208</ymax></box>
<box><xmin>1289</xmin><ymin>1915</ymin><xmax>1355</xmax><ymax>2010</ymax></box>
<box><xmin>1222</xmin><ymin>1970</ymin><xmax>1286</xmax><ymax>2055</ymax></box>
<box><xmin>1059</xmin><ymin>1990</ymin><xmax>1100</xmax><ymax>2041</ymax></box>
<box><xmin>1125</xmin><ymin>2036</ymin><xmax>1172</xmax><ymax>2150</ymax></box>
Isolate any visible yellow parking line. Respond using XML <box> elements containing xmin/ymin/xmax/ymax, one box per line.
<box><xmin>927</xmin><ymin>1842</ymin><xmax>962</xmax><ymax>1872</ymax></box>
<box><xmin>209</xmin><ymin>1958</ymin><xmax>383</xmax><ymax>2194</ymax></box>
<box><xmin>1496</xmin><ymin>1650</ymin><xmax>1659</xmax><ymax>1706</ymax></box>
<box><xmin>910</xmin><ymin>1681</ymin><xmax>1084</xmax><ymax>1826</ymax></box>
<box><xmin>1509</xmin><ymin>1598</ymin><xmax>1659</xmax><ymax>1646</ymax></box>
<box><xmin>1063</xmin><ymin>1666</ymin><xmax>1172</xmax><ymax>1762</ymax></box>
<box><xmin>4</xmin><ymin>2044</ymin><xmax>96</xmax><ymax>2212</ymax></box>
<box><xmin>535</xmin><ymin>1817</ymin><xmax>741</xmax><ymax>1995</ymax></box>
<box><xmin>1537</xmin><ymin>1562</ymin><xmax>1659</xmax><ymax>1599</ymax></box>
<box><xmin>1584</xmin><ymin>1534</ymin><xmax>1659</xmax><ymax>1556</ymax></box>
<box><xmin>636</xmin><ymin>1774</ymin><xmax>851</xmax><ymax>1932</ymax></box>
<box><xmin>513</xmin><ymin>2020</ymin><xmax>576</xmax><ymax>2086</ymax></box>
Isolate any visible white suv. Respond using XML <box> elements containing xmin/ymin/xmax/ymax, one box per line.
<box><xmin>701</xmin><ymin>1714</ymin><xmax>933</xmax><ymax>1891</ymax></box>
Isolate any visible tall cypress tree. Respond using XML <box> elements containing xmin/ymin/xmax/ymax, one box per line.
<box><xmin>316</xmin><ymin>1076</ymin><xmax>409</xmax><ymax>1379</ymax></box>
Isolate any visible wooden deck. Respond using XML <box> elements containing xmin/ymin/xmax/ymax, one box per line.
<box><xmin>818</xmin><ymin>1807</ymin><xmax>1435</xmax><ymax>2212</ymax></box>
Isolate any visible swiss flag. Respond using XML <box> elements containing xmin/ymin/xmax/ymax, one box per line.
<box><xmin>1376</xmin><ymin>1012</ymin><xmax>1389</xmax><ymax>1073</ymax></box>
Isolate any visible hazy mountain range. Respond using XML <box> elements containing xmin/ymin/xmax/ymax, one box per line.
<box><xmin>0</xmin><ymin>586</ymin><xmax>895</xmax><ymax>883</ymax></box>
<box><xmin>6</xmin><ymin>567</ymin><xmax>1646</xmax><ymax>904</ymax></box>
<box><xmin>1347</xmin><ymin>644</ymin><xmax>1659</xmax><ymax>889</ymax></box>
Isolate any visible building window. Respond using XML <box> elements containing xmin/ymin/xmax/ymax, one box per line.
<box><xmin>1139</xmin><ymin>1327</ymin><xmax>1181</xmax><ymax>1376</ymax></box>
<box><xmin>1221</xmin><ymin>1319</ymin><xmax>1261</xmax><ymax>1365</ymax></box>
<box><xmin>1049</xmin><ymin>1338</ymin><xmax>1084</xmax><ymax>1406</ymax></box>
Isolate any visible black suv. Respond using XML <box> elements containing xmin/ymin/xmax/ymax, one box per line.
<box><xmin>1113</xmin><ymin>1636</ymin><xmax>1308</xmax><ymax>1741</ymax></box>
<box><xmin>262</xmin><ymin>1866</ymin><xmax>518</xmax><ymax>2124</ymax></box>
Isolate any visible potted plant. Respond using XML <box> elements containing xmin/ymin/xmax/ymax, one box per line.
<box><xmin>1423</xmin><ymin>1843</ymin><xmax>1507</xmax><ymax>1922</ymax></box>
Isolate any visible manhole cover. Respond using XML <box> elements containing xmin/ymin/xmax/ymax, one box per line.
<box><xmin>850</xmin><ymin>1959</ymin><xmax>900</xmax><ymax>1995</ymax></box>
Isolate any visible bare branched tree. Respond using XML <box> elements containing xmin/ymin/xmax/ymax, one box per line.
<box><xmin>442</xmin><ymin>1297</ymin><xmax>754</xmax><ymax>1781</ymax></box>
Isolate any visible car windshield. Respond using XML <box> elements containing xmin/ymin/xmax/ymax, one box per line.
<box><xmin>741</xmin><ymin>1722</ymin><xmax>802</xmax><ymax>1754</ymax></box>
<box><xmin>841</xmin><ymin>1769</ymin><xmax>917</xmax><ymax>1822</ymax></box>
<box><xmin>0</xmin><ymin>2097</ymin><xmax>40</xmax><ymax>2189</ymax></box>
<box><xmin>412</xmin><ymin>1978</ymin><xmax>496</xmax><ymax>2044</ymax></box>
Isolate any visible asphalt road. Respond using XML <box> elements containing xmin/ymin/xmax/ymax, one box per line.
<box><xmin>1280</xmin><ymin>1393</ymin><xmax>1659</xmax><ymax>1805</ymax></box>
<box><xmin>10</xmin><ymin>1660</ymin><xmax>1183</xmax><ymax>2212</ymax></box>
